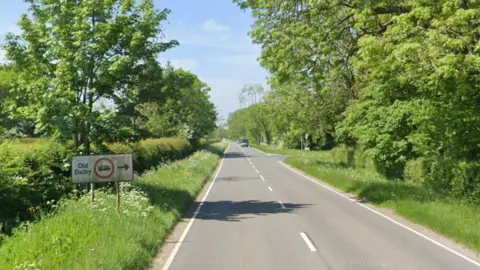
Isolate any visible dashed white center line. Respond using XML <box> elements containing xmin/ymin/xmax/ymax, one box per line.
<box><xmin>260</xmin><ymin>175</ymin><xmax>265</xmax><ymax>181</ymax></box>
<box><xmin>268</xmin><ymin>186</ymin><xmax>273</xmax><ymax>192</ymax></box>
<box><xmin>300</xmin><ymin>232</ymin><xmax>317</xmax><ymax>252</ymax></box>
<box><xmin>278</xmin><ymin>201</ymin><xmax>286</xmax><ymax>209</ymax></box>
<box><xmin>255</xmin><ymin>169</ymin><xmax>260</xmax><ymax>174</ymax></box>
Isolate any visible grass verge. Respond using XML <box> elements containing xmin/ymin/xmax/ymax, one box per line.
<box><xmin>255</xmin><ymin>145</ymin><xmax>480</xmax><ymax>253</ymax></box>
<box><xmin>0</xmin><ymin>143</ymin><xmax>226</xmax><ymax>269</ymax></box>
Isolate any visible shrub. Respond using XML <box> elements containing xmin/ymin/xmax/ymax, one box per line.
<box><xmin>329</xmin><ymin>147</ymin><xmax>352</xmax><ymax>167</ymax></box>
<box><xmin>352</xmin><ymin>150</ymin><xmax>375</xmax><ymax>170</ymax></box>
<box><xmin>0</xmin><ymin>149</ymin><xmax>224</xmax><ymax>269</ymax></box>
<box><xmin>423</xmin><ymin>158</ymin><xmax>455</xmax><ymax>195</ymax></box>
<box><xmin>450</xmin><ymin>162</ymin><xmax>480</xmax><ymax>203</ymax></box>
<box><xmin>0</xmin><ymin>137</ymin><xmax>199</xmax><ymax>236</ymax></box>
<box><xmin>404</xmin><ymin>158</ymin><xmax>426</xmax><ymax>185</ymax></box>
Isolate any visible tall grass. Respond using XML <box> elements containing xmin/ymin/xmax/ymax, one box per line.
<box><xmin>0</xmin><ymin>143</ymin><xmax>226</xmax><ymax>269</ymax></box>
<box><xmin>256</xmin><ymin>145</ymin><xmax>480</xmax><ymax>252</ymax></box>
<box><xmin>0</xmin><ymin>137</ymin><xmax>200</xmax><ymax>236</ymax></box>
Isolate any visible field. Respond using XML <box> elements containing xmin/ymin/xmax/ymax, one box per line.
<box><xmin>256</xmin><ymin>145</ymin><xmax>480</xmax><ymax>253</ymax></box>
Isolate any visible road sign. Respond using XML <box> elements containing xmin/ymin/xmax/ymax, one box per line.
<box><xmin>72</xmin><ymin>154</ymin><xmax>133</xmax><ymax>183</ymax></box>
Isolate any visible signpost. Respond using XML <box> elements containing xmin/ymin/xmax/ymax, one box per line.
<box><xmin>305</xmin><ymin>134</ymin><xmax>310</xmax><ymax>151</ymax></box>
<box><xmin>72</xmin><ymin>154</ymin><xmax>133</xmax><ymax>209</ymax></box>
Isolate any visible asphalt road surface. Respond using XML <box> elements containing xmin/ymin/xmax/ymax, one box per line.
<box><xmin>161</xmin><ymin>143</ymin><xmax>480</xmax><ymax>270</ymax></box>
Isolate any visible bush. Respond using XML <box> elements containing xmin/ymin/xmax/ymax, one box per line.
<box><xmin>108</xmin><ymin>138</ymin><xmax>194</xmax><ymax>173</ymax></box>
<box><xmin>352</xmin><ymin>150</ymin><xmax>375</xmax><ymax>170</ymax></box>
<box><xmin>0</xmin><ymin>148</ymin><xmax>225</xmax><ymax>269</ymax></box>
<box><xmin>329</xmin><ymin>147</ymin><xmax>352</xmax><ymax>167</ymax></box>
<box><xmin>451</xmin><ymin>162</ymin><xmax>480</xmax><ymax>204</ymax></box>
<box><xmin>404</xmin><ymin>157</ymin><xmax>427</xmax><ymax>185</ymax></box>
<box><xmin>423</xmin><ymin>158</ymin><xmax>456</xmax><ymax>195</ymax></box>
<box><xmin>0</xmin><ymin>137</ymin><xmax>198</xmax><ymax>236</ymax></box>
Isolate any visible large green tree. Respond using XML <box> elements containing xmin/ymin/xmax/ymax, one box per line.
<box><xmin>235</xmin><ymin>0</ymin><xmax>480</xmax><ymax>187</ymax></box>
<box><xmin>3</xmin><ymin>0</ymin><xmax>177</xmax><ymax>152</ymax></box>
<box><xmin>136</xmin><ymin>66</ymin><xmax>217</xmax><ymax>140</ymax></box>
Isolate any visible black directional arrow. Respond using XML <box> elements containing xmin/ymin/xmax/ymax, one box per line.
<box><xmin>117</xmin><ymin>164</ymin><xmax>130</xmax><ymax>171</ymax></box>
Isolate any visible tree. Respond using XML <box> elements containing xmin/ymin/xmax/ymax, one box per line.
<box><xmin>239</xmin><ymin>83</ymin><xmax>267</xmax><ymax>106</ymax></box>
<box><xmin>136</xmin><ymin>66</ymin><xmax>217</xmax><ymax>141</ymax></box>
<box><xmin>3</xmin><ymin>0</ymin><xmax>178</xmax><ymax>153</ymax></box>
<box><xmin>235</xmin><ymin>0</ymin><xmax>480</xmax><ymax>188</ymax></box>
<box><xmin>0</xmin><ymin>65</ymin><xmax>37</xmax><ymax>138</ymax></box>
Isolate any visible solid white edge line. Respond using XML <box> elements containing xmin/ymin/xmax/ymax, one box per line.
<box><xmin>253</xmin><ymin>147</ymin><xmax>272</xmax><ymax>156</ymax></box>
<box><xmin>278</xmin><ymin>201</ymin><xmax>286</xmax><ymax>209</ymax></box>
<box><xmin>300</xmin><ymin>232</ymin><xmax>317</xmax><ymax>252</ymax></box>
<box><xmin>260</xmin><ymin>175</ymin><xmax>265</xmax><ymax>181</ymax></box>
<box><xmin>162</xmin><ymin>146</ymin><xmax>228</xmax><ymax>270</ymax></box>
<box><xmin>268</xmin><ymin>186</ymin><xmax>273</xmax><ymax>192</ymax></box>
<box><xmin>279</xmin><ymin>161</ymin><xmax>480</xmax><ymax>268</ymax></box>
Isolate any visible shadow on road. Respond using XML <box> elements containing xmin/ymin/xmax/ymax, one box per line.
<box><xmin>224</xmin><ymin>152</ymin><xmax>248</xmax><ymax>159</ymax></box>
<box><xmin>187</xmin><ymin>200</ymin><xmax>310</xmax><ymax>222</ymax></box>
<box><xmin>216</xmin><ymin>176</ymin><xmax>260</xmax><ymax>182</ymax></box>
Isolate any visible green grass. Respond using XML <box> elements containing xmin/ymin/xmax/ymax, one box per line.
<box><xmin>257</xmin><ymin>145</ymin><xmax>480</xmax><ymax>253</ymax></box>
<box><xmin>0</xmin><ymin>143</ymin><xmax>227</xmax><ymax>270</ymax></box>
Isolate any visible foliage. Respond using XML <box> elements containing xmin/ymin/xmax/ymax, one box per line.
<box><xmin>3</xmin><ymin>0</ymin><xmax>178</xmax><ymax>152</ymax></box>
<box><xmin>0</xmin><ymin>138</ymin><xmax>198</xmax><ymax>236</ymax></box>
<box><xmin>0</xmin><ymin>146</ymin><xmax>225</xmax><ymax>269</ymax></box>
<box><xmin>257</xmin><ymin>145</ymin><xmax>480</xmax><ymax>252</ymax></box>
<box><xmin>0</xmin><ymin>66</ymin><xmax>37</xmax><ymax>138</ymax></box>
<box><xmin>136</xmin><ymin>66</ymin><xmax>217</xmax><ymax>141</ymax></box>
<box><xmin>233</xmin><ymin>0</ymin><xmax>480</xmax><ymax>200</ymax></box>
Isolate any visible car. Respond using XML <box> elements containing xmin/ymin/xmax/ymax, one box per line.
<box><xmin>240</xmin><ymin>139</ymin><xmax>249</xmax><ymax>147</ymax></box>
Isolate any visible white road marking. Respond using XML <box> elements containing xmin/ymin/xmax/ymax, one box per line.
<box><xmin>253</xmin><ymin>147</ymin><xmax>271</xmax><ymax>156</ymax></box>
<box><xmin>300</xmin><ymin>232</ymin><xmax>317</xmax><ymax>252</ymax></box>
<box><xmin>255</xmin><ymin>169</ymin><xmax>260</xmax><ymax>174</ymax></box>
<box><xmin>278</xmin><ymin>201</ymin><xmax>286</xmax><ymax>209</ymax></box>
<box><xmin>268</xmin><ymin>186</ymin><xmax>273</xmax><ymax>192</ymax></box>
<box><xmin>162</xmin><ymin>147</ymin><xmax>228</xmax><ymax>270</ymax></box>
<box><xmin>260</xmin><ymin>175</ymin><xmax>265</xmax><ymax>182</ymax></box>
<box><xmin>279</xmin><ymin>161</ymin><xmax>480</xmax><ymax>267</ymax></box>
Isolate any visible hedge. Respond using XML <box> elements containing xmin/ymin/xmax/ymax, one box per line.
<box><xmin>310</xmin><ymin>146</ymin><xmax>480</xmax><ymax>204</ymax></box>
<box><xmin>0</xmin><ymin>138</ymin><xmax>199</xmax><ymax>236</ymax></box>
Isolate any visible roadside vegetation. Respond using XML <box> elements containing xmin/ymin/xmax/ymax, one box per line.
<box><xmin>0</xmin><ymin>0</ymin><xmax>220</xmax><ymax>250</ymax></box>
<box><xmin>0</xmin><ymin>143</ymin><xmax>226</xmax><ymax>270</ymax></box>
<box><xmin>228</xmin><ymin>0</ymin><xmax>480</xmax><ymax>253</ymax></box>
<box><xmin>256</xmin><ymin>145</ymin><xmax>480</xmax><ymax>252</ymax></box>
<box><xmin>0</xmin><ymin>137</ymin><xmax>209</xmax><ymax>237</ymax></box>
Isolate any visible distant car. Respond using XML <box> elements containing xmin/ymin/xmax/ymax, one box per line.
<box><xmin>240</xmin><ymin>139</ymin><xmax>249</xmax><ymax>147</ymax></box>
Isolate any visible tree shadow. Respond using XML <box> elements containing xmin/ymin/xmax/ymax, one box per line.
<box><xmin>187</xmin><ymin>200</ymin><xmax>310</xmax><ymax>222</ymax></box>
<box><xmin>224</xmin><ymin>152</ymin><xmax>248</xmax><ymax>159</ymax></box>
<box><xmin>135</xmin><ymin>181</ymin><xmax>310</xmax><ymax>223</ymax></box>
<box><xmin>216</xmin><ymin>176</ymin><xmax>260</xmax><ymax>182</ymax></box>
<box><xmin>346</xmin><ymin>181</ymin><xmax>437</xmax><ymax>204</ymax></box>
<box><xmin>135</xmin><ymin>182</ymin><xmax>195</xmax><ymax>214</ymax></box>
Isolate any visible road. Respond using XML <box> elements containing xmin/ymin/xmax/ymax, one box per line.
<box><xmin>159</xmin><ymin>143</ymin><xmax>480</xmax><ymax>270</ymax></box>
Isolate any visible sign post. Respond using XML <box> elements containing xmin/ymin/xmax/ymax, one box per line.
<box><xmin>72</xmin><ymin>154</ymin><xmax>134</xmax><ymax>206</ymax></box>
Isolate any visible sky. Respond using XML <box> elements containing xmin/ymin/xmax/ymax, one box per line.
<box><xmin>0</xmin><ymin>0</ymin><xmax>268</xmax><ymax>121</ymax></box>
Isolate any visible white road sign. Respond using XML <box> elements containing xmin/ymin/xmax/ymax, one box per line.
<box><xmin>72</xmin><ymin>154</ymin><xmax>133</xmax><ymax>183</ymax></box>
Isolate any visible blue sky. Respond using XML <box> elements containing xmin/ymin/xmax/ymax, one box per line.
<box><xmin>0</xmin><ymin>0</ymin><xmax>268</xmax><ymax>120</ymax></box>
